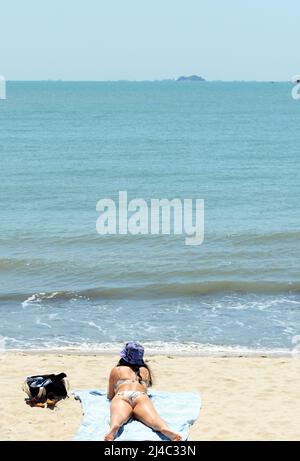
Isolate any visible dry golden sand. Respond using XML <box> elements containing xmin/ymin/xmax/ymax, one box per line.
<box><xmin>0</xmin><ymin>352</ymin><xmax>300</xmax><ymax>441</ymax></box>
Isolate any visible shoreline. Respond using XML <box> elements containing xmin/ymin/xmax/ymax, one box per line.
<box><xmin>3</xmin><ymin>348</ymin><xmax>299</xmax><ymax>358</ymax></box>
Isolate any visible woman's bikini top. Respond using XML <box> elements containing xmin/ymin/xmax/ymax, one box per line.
<box><xmin>114</xmin><ymin>370</ymin><xmax>148</xmax><ymax>391</ymax></box>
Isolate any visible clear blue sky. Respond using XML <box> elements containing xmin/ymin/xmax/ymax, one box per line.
<box><xmin>1</xmin><ymin>0</ymin><xmax>299</xmax><ymax>81</ymax></box>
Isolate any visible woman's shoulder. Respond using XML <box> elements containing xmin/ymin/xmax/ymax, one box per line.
<box><xmin>110</xmin><ymin>366</ymin><xmax>120</xmax><ymax>377</ymax></box>
<box><xmin>111</xmin><ymin>365</ymin><xmax>129</xmax><ymax>376</ymax></box>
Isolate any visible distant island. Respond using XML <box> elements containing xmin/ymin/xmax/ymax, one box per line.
<box><xmin>177</xmin><ymin>75</ymin><xmax>205</xmax><ymax>82</ymax></box>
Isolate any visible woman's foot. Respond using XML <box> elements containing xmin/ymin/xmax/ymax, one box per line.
<box><xmin>161</xmin><ymin>427</ymin><xmax>182</xmax><ymax>441</ymax></box>
<box><xmin>104</xmin><ymin>425</ymin><xmax>119</xmax><ymax>441</ymax></box>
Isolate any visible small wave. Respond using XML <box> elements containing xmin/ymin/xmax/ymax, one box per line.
<box><xmin>226</xmin><ymin>230</ymin><xmax>300</xmax><ymax>245</ymax></box>
<box><xmin>10</xmin><ymin>281</ymin><xmax>300</xmax><ymax>305</ymax></box>
<box><xmin>0</xmin><ymin>258</ymin><xmax>34</xmax><ymax>271</ymax></box>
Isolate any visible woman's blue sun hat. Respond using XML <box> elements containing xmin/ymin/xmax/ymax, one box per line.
<box><xmin>120</xmin><ymin>342</ymin><xmax>145</xmax><ymax>365</ymax></box>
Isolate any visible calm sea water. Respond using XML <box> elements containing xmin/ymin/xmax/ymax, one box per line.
<box><xmin>0</xmin><ymin>81</ymin><xmax>300</xmax><ymax>354</ymax></box>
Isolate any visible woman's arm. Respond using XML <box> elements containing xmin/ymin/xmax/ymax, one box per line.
<box><xmin>141</xmin><ymin>367</ymin><xmax>151</xmax><ymax>386</ymax></box>
<box><xmin>107</xmin><ymin>367</ymin><xmax>117</xmax><ymax>400</ymax></box>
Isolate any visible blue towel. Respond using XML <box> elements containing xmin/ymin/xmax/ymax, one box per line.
<box><xmin>73</xmin><ymin>390</ymin><xmax>201</xmax><ymax>441</ymax></box>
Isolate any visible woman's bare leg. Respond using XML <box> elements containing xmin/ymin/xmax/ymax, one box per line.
<box><xmin>133</xmin><ymin>396</ymin><xmax>182</xmax><ymax>441</ymax></box>
<box><xmin>104</xmin><ymin>397</ymin><xmax>133</xmax><ymax>441</ymax></box>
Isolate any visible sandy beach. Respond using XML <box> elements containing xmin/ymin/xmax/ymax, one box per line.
<box><xmin>0</xmin><ymin>352</ymin><xmax>299</xmax><ymax>441</ymax></box>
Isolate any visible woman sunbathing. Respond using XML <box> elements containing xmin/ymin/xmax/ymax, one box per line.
<box><xmin>104</xmin><ymin>342</ymin><xmax>182</xmax><ymax>441</ymax></box>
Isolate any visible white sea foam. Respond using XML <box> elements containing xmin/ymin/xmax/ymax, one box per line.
<box><xmin>22</xmin><ymin>294</ymin><xmax>40</xmax><ymax>308</ymax></box>
<box><xmin>5</xmin><ymin>341</ymin><xmax>296</xmax><ymax>357</ymax></box>
<box><xmin>22</xmin><ymin>291</ymin><xmax>60</xmax><ymax>308</ymax></box>
<box><xmin>87</xmin><ymin>321</ymin><xmax>103</xmax><ymax>332</ymax></box>
<box><xmin>0</xmin><ymin>336</ymin><xmax>6</xmax><ymax>356</ymax></box>
<box><xmin>35</xmin><ymin>318</ymin><xmax>52</xmax><ymax>329</ymax></box>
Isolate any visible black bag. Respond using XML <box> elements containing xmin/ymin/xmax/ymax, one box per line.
<box><xmin>23</xmin><ymin>373</ymin><xmax>69</xmax><ymax>400</ymax></box>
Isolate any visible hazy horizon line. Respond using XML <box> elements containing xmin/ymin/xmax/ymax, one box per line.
<box><xmin>4</xmin><ymin>78</ymin><xmax>290</xmax><ymax>83</ymax></box>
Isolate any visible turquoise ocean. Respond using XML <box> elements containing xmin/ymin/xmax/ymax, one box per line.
<box><xmin>1</xmin><ymin>81</ymin><xmax>300</xmax><ymax>354</ymax></box>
